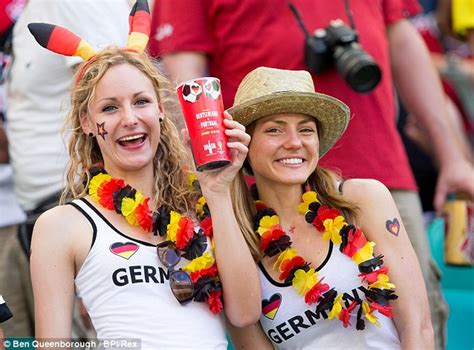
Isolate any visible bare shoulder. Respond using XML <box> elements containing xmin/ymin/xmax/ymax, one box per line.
<box><xmin>341</xmin><ymin>178</ymin><xmax>392</xmax><ymax>206</ymax></box>
<box><xmin>33</xmin><ymin>203</ymin><xmax>93</xmax><ymax>250</ymax></box>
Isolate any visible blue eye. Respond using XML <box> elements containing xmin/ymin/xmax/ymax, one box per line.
<box><xmin>102</xmin><ymin>105</ymin><xmax>117</xmax><ymax>112</ymax></box>
<box><xmin>135</xmin><ymin>98</ymin><xmax>150</xmax><ymax>105</ymax></box>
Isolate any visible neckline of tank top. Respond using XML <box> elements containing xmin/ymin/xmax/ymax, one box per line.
<box><xmin>258</xmin><ymin>240</ymin><xmax>334</xmax><ymax>288</ymax></box>
<box><xmin>79</xmin><ymin>197</ymin><xmax>158</xmax><ymax>247</ymax></box>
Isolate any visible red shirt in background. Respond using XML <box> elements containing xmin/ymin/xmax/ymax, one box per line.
<box><xmin>150</xmin><ymin>0</ymin><xmax>421</xmax><ymax>191</ymax></box>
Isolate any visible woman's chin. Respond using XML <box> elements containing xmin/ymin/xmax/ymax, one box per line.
<box><xmin>105</xmin><ymin>156</ymin><xmax>154</xmax><ymax>173</ymax></box>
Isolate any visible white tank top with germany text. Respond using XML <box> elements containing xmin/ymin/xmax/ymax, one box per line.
<box><xmin>258</xmin><ymin>239</ymin><xmax>401</xmax><ymax>349</ymax></box>
<box><xmin>72</xmin><ymin>198</ymin><xmax>227</xmax><ymax>350</ymax></box>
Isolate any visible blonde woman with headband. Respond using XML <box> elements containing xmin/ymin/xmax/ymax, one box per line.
<box><xmin>227</xmin><ymin>67</ymin><xmax>434</xmax><ymax>349</ymax></box>
<box><xmin>29</xmin><ymin>2</ymin><xmax>260</xmax><ymax>348</ymax></box>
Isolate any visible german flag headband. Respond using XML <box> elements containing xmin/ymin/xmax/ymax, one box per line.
<box><xmin>27</xmin><ymin>0</ymin><xmax>150</xmax><ymax>81</ymax></box>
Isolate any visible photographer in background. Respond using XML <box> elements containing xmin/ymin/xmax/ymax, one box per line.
<box><xmin>150</xmin><ymin>1</ymin><xmax>474</xmax><ymax>348</ymax></box>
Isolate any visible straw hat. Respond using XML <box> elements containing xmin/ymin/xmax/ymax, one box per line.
<box><xmin>227</xmin><ymin>67</ymin><xmax>350</xmax><ymax>157</ymax></box>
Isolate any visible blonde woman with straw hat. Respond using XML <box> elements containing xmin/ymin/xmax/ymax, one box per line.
<box><xmin>227</xmin><ymin>67</ymin><xmax>434</xmax><ymax>349</ymax></box>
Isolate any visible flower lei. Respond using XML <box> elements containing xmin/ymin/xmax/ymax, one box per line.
<box><xmin>256</xmin><ymin>191</ymin><xmax>398</xmax><ymax>329</ymax></box>
<box><xmin>87</xmin><ymin>167</ymin><xmax>223</xmax><ymax>313</ymax></box>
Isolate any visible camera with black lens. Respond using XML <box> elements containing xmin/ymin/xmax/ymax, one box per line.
<box><xmin>289</xmin><ymin>1</ymin><xmax>382</xmax><ymax>93</ymax></box>
<box><xmin>305</xmin><ymin>19</ymin><xmax>381</xmax><ymax>93</ymax></box>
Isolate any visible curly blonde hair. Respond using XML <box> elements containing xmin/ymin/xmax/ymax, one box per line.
<box><xmin>62</xmin><ymin>48</ymin><xmax>196</xmax><ymax>212</ymax></box>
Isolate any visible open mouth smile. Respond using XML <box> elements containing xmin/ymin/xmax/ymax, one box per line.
<box><xmin>117</xmin><ymin>133</ymin><xmax>148</xmax><ymax>147</ymax></box>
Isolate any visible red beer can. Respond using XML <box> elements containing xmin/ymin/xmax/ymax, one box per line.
<box><xmin>176</xmin><ymin>77</ymin><xmax>231</xmax><ymax>171</ymax></box>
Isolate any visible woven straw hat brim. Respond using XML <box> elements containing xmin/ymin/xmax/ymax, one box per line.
<box><xmin>227</xmin><ymin>91</ymin><xmax>350</xmax><ymax>157</ymax></box>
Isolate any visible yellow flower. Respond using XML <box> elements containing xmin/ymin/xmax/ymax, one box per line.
<box><xmin>362</xmin><ymin>301</ymin><xmax>381</xmax><ymax>327</ymax></box>
<box><xmin>196</xmin><ymin>196</ymin><xmax>206</xmax><ymax>217</ymax></box>
<box><xmin>182</xmin><ymin>252</ymin><xmax>215</xmax><ymax>273</ymax></box>
<box><xmin>322</xmin><ymin>216</ymin><xmax>345</xmax><ymax>244</ymax></box>
<box><xmin>121</xmin><ymin>191</ymin><xmax>145</xmax><ymax>226</ymax></box>
<box><xmin>88</xmin><ymin>173</ymin><xmax>112</xmax><ymax>202</ymax></box>
<box><xmin>187</xmin><ymin>173</ymin><xmax>198</xmax><ymax>188</ymax></box>
<box><xmin>297</xmin><ymin>191</ymin><xmax>319</xmax><ymax>214</ymax></box>
<box><xmin>368</xmin><ymin>274</ymin><xmax>396</xmax><ymax>290</ymax></box>
<box><xmin>328</xmin><ymin>294</ymin><xmax>344</xmax><ymax>320</ymax></box>
<box><xmin>273</xmin><ymin>248</ymin><xmax>297</xmax><ymax>270</ymax></box>
<box><xmin>121</xmin><ymin>191</ymin><xmax>145</xmax><ymax>216</ymax></box>
<box><xmin>292</xmin><ymin>268</ymin><xmax>317</xmax><ymax>295</ymax></box>
<box><xmin>257</xmin><ymin>215</ymin><xmax>279</xmax><ymax>236</ymax></box>
<box><xmin>353</xmin><ymin>241</ymin><xmax>376</xmax><ymax>265</ymax></box>
<box><xmin>166</xmin><ymin>210</ymin><xmax>182</xmax><ymax>242</ymax></box>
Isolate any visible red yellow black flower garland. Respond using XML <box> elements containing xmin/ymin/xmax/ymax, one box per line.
<box><xmin>255</xmin><ymin>191</ymin><xmax>398</xmax><ymax>330</ymax></box>
<box><xmin>87</xmin><ymin>167</ymin><xmax>222</xmax><ymax>313</ymax></box>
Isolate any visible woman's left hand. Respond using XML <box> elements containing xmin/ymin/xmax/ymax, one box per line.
<box><xmin>194</xmin><ymin>111</ymin><xmax>250</xmax><ymax>198</ymax></box>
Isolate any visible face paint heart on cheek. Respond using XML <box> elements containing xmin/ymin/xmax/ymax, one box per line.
<box><xmin>97</xmin><ymin>122</ymin><xmax>108</xmax><ymax>140</ymax></box>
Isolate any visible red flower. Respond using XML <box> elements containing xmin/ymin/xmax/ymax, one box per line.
<box><xmin>259</xmin><ymin>225</ymin><xmax>286</xmax><ymax>251</ymax></box>
<box><xmin>190</xmin><ymin>263</ymin><xmax>218</xmax><ymax>283</ymax></box>
<box><xmin>136</xmin><ymin>198</ymin><xmax>153</xmax><ymax>232</ymax></box>
<box><xmin>359</xmin><ymin>267</ymin><xmax>389</xmax><ymax>284</ymax></box>
<box><xmin>304</xmin><ymin>278</ymin><xmax>330</xmax><ymax>305</ymax></box>
<box><xmin>342</xmin><ymin>228</ymin><xmax>367</xmax><ymax>257</ymax></box>
<box><xmin>279</xmin><ymin>256</ymin><xmax>306</xmax><ymax>281</ymax></box>
<box><xmin>313</xmin><ymin>206</ymin><xmax>340</xmax><ymax>232</ymax></box>
<box><xmin>176</xmin><ymin>217</ymin><xmax>195</xmax><ymax>250</ymax></box>
<box><xmin>200</xmin><ymin>215</ymin><xmax>213</xmax><ymax>238</ymax></box>
<box><xmin>339</xmin><ymin>300</ymin><xmax>357</xmax><ymax>328</ymax></box>
<box><xmin>370</xmin><ymin>302</ymin><xmax>394</xmax><ymax>318</ymax></box>
<box><xmin>98</xmin><ymin>178</ymin><xmax>125</xmax><ymax>210</ymax></box>
<box><xmin>208</xmin><ymin>290</ymin><xmax>223</xmax><ymax>314</ymax></box>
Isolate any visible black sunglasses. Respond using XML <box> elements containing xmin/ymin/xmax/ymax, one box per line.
<box><xmin>156</xmin><ymin>241</ymin><xmax>194</xmax><ymax>304</ymax></box>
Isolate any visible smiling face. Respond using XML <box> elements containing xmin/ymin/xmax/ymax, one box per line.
<box><xmin>81</xmin><ymin>63</ymin><xmax>162</xmax><ymax>176</ymax></box>
<box><xmin>248</xmin><ymin>113</ymin><xmax>319</xmax><ymax>188</ymax></box>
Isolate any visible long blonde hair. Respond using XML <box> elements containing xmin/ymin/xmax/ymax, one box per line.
<box><xmin>62</xmin><ymin>48</ymin><xmax>196</xmax><ymax>212</ymax></box>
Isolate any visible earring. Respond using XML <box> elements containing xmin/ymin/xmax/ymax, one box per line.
<box><xmin>88</xmin><ymin>132</ymin><xmax>94</xmax><ymax>137</ymax></box>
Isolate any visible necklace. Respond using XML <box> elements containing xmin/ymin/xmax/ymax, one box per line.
<box><xmin>87</xmin><ymin>166</ymin><xmax>223</xmax><ymax>313</ymax></box>
<box><xmin>255</xmin><ymin>191</ymin><xmax>398</xmax><ymax>330</ymax></box>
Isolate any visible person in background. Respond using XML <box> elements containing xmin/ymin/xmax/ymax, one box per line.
<box><xmin>0</xmin><ymin>0</ymin><xmax>28</xmax><ymax>336</ymax></box>
<box><xmin>399</xmin><ymin>0</ymin><xmax>473</xmax><ymax>222</ymax></box>
<box><xmin>150</xmin><ymin>2</ymin><xmax>474</xmax><ymax>347</ymax></box>
<box><xmin>0</xmin><ymin>120</ymin><xmax>28</xmax><ymax>336</ymax></box>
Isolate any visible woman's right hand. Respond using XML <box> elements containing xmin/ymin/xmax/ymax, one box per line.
<box><xmin>182</xmin><ymin>111</ymin><xmax>251</xmax><ymax>201</ymax></box>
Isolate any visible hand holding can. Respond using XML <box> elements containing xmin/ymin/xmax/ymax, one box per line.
<box><xmin>176</xmin><ymin>77</ymin><xmax>231</xmax><ymax>172</ymax></box>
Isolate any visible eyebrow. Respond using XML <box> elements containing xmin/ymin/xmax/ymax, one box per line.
<box><xmin>266</xmin><ymin>117</ymin><xmax>315</xmax><ymax>126</ymax></box>
<box><xmin>97</xmin><ymin>91</ymin><xmax>147</xmax><ymax>103</ymax></box>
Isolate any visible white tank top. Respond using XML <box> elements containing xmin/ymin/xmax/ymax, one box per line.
<box><xmin>72</xmin><ymin>198</ymin><xmax>227</xmax><ymax>350</ymax></box>
<box><xmin>258</xmin><ymin>240</ymin><xmax>401</xmax><ymax>349</ymax></box>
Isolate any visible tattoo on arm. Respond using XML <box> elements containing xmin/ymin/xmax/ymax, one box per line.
<box><xmin>385</xmin><ymin>218</ymin><xmax>400</xmax><ymax>237</ymax></box>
